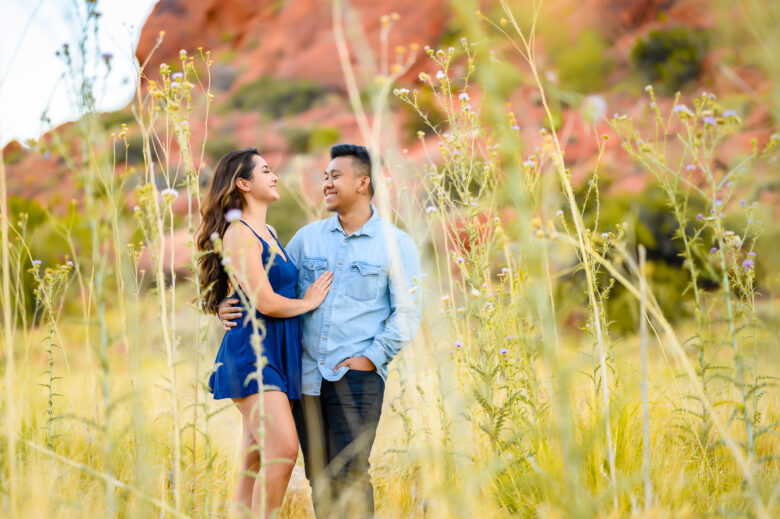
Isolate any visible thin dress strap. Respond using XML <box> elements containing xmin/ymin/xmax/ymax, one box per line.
<box><xmin>238</xmin><ymin>219</ymin><xmax>266</xmax><ymax>243</ymax></box>
<box><xmin>238</xmin><ymin>220</ymin><xmax>288</xmax><ymax>263</ymax></box>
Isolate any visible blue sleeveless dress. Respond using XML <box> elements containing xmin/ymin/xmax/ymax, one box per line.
<box><xmin>208</xmin><ymin>221</ymin><xmax>302</xmax><ymax>400</ymax></box>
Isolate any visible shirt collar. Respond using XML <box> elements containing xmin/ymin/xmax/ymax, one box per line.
<box><xmin>328</xmin><ymin>204</ymin><xmax>380</xmax><ymax>238</ymax></box>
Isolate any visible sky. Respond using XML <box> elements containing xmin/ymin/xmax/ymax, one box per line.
<box><xmin>0</xmin><ymin>0</ymin><xmax>159</xmax><ymax>148</ymax></box>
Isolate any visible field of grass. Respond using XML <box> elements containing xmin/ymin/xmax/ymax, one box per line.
<box><xmin>2</xmin><ymin>1</ymin><xmax>779</xmax><ymax>517</ymax></box>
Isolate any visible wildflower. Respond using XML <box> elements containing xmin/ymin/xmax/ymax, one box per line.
<box><xmin>686</xmin><ymin>164</ymin><xmax>696</xmax><ymax>172</ymax></box>
<box><xmin>101</xmin><ymin>52</ymin><xmax>113</xmax><ymax>63</ymax></box>
<box><xmin>172</xmin><ymin>72</ymin><xmax>183</xmax><ymax>80</ymax></box>
<box><xmin>601</xmin><ymin>232</ymin><xmax>609</xmax><ymax>239</ymax></box>
<box><xmin>179</xmin><ymin>49</ymin><xmax>187</xmax><ymax>58</ymax></box>
<box><xmin>523</xmin><ymin>160</ymin><xmax>534</xmax><ymax>168</ymax></box>
<box><xmin>221</xmin><ymin>257</ymin><xmax>232</xmax><ymax>266</ymax></box>
<box><xmin>418</xmin><ymin>72</ymin><xmax>430</xmax><ymax>82</ymax></box>
<box><xmin>726</xmin><ymin>181</ymin><xmax>733</xmax><ymax>188</ymax></box>
<box><xmin>436</xmin><ymin>71</ymin><xmax>446</xmax><ymax>80</ymax></box>
<box><xmin>456</xmin><ymin>256</ymin><xmax>465</xmax><ymax>263</ymax></box>
<box><xmin>470</xmin><ymin>288</ymin><xmax>480</xmax><ymax>297</ymax></box>
<box><xmin>160</xmin><ymin>187</ymin><xmax>179</xmax><ymax>200</ymax></box>
<box><xmin>425</xmin><ymin>205</ymin><xmax>436</xmax><ymax>213</ymax></box>
<box><xmin>500</xmin><ymin>267</ymin><xmax>510</xmax><ymax>275</ymax></box>
<box><xmin>703</xmin><ymin>116</ymin><xmax>717</xmax><ymax>126</ymax></box>
<box><xmin>454</xmin><ymin>341</ymin><xmax>463</xmax><ymax>349</ymax></box>
<box><xmin>170</xmin><ymin>81</ymin><xmax>181</xmax><ymax>89</ymax></box>
<box><xmin>483</xmin><ymin>302</ymin><xmax>494</xmax><ymax>312</ymax></box>
<box><xmin>673</xmin><ymin>104</ymin><xmax>688</xmax><ymax>113</ymax></box>
<box><xmin>714</xmin><ymin>199</ymin><xmax>722</xmax><ymax>206</ymax></box>
<box><xmin>459</xmin><ymin>92</ymin><xmax>470</xmax><ymax>102</ymax></box>
<box><xmin>133</xmin><ymin>205</ymin><xmax>141</xmax><ymax>212</ymax></box>
<box><xmin>696</xmin><ymin>214</ymin><xmax>704</xmax><ymax>221</ymax></box>
<box><xmin>556</xmin><ymin>210</ymin><xmax>564</xmax><ymax>217</ymax></box>
<box><xmin>748</xmin><ymin>251</ymin><xmax>756</xmax><ymax>257</ymax></box>
<box><xmin>723</xmin><ymin>110</ymin><xmax>738</xmax><ymax>117</ymax></box>
<box><xmin>67</xmin><ymin>261</ymin><xmax>73</xmax><ymax>267</ymax></box>
<box><xmin>751</xmin><ymin>201</ymin><xmax>758</xmax><ymax>207</ymax></box>
<box><xmin>499</xmin><ymin>348</ymin><xmax>509</xmax><ymax>356</ymax></box>
<box><xmin>747</xmin><ymin>219</ymin><xmax>754</xmax><ymax>224</ymax></box>
<box><xmin>32</xmin><ymin>260</ymin><xmax>42</xmax><ymax>266</ymax></box>
<box><xmin>742</xmin><ymin>259</ymin><xmax>754</xmax><ymax>269</ymax></box>
<box><xmin>644</xmin><ymin>84</ymin><xmax>653</xmax><ymax>93</ymax></box>
<box><xmin>739</xmin><ymin>200</ymin><xmax>747</xmax><ymax>207</ymax></box>
<box><xmin>225</xmin><ymin>208</ymin><xmax>243</xmax><ymax>222</ymax></box>
<box><xmin>393</xmin><ymin>88</ymin><xmax>410</xmax><ymax>96</ymax></box>
<box><xmin>511</xmin><ymin>125</ymin><xmax>520</xmax><ymax>131</ymax></box>
<box><xmin>710</xmin><ymin>247</ymin><xmax>718</xmax><ymax>254</ymax></box>
<box><xmin>210</xmin><ymin>232</ymin><xmax>219</xmax><ymax>242</ymax></box>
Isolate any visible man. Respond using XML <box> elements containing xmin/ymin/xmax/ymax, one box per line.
<box><xmin>218</xmin><ymin>143</ymin><xmax>422</xmax><ymax>517</ymax></box>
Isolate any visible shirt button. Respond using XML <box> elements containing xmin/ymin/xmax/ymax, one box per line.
<box><xmin>321</xmin><ymin>335</ymin><xmax>326</xmax><ymax>339</ymax></box>
<box><xmin>319</xmin><ymin>361</ymin><xmax>324</xmax><ymax>365</ymax></box>
<box><xmin>338</xmin><ymin>261</ymin><xmax>342</xmax><ymax>265</ymax></box>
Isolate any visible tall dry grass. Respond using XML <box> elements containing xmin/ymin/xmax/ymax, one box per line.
<box><xmin>1</xmin><ymin>1</ymin><xmax>778</xmax><ymax>518</ymax></box>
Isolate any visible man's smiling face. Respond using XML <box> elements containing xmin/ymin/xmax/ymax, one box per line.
<box><xmin>322</xmin><ymin>156</ymin><xmax>368</xmax><ymax>212</ymax></box>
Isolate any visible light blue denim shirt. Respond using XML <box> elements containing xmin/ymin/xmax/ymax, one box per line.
<box><xmin>285</xmin><ymin>206</ymin><xmax>422</xmax><ymax>396</ymax></box>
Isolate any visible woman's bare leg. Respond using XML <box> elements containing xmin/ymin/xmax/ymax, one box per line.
<box><xmin>233</xmin><ymin>419</ymin><xmax>261</xmax><ymax>517</ymax></box>
<box><xmin>234</xmin><ymin>392</ymin><xmax>299</xmax><ymax>518</ymax></box>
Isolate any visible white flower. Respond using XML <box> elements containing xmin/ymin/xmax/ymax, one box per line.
<box><xmin>221</xmin><ymin>257</ymin><xmax>232</xmax><ymax>266</ymax></box>
<box><xmin>459</xmin><ymin>92</ymin><xmax>470</xmax><ymax>102</ymax></box>
<box><xmin>160</xmin><ymin>188</ymin><xmax>179</xmax><ymax>200</ymax></box>
<box><xmin>425</xmin><ymin>205</ymin><xmax>436</xmax><ymax>213</ymax></box>
<box><xmin>133</xmin><ymin>205</ymin><xmax>141</xmax><ymax>212</ymax></box>
<box><xmin>436</xmin><ymin>71</ymin><xmax>446</xmax><ymax>80</ymax></box>
<box><xmin>170</xmin><ymin>81</ymin><xmax>181</xmax><ymax>90</ymax></box>
<box><xmin>172</xmin><ymin>72</ymin><xmax>183</xmax><ymax>80</ymax></box>
<box><xmin>225</xmin><ymin>208</ymin><xmax>243</xmax><ymax>222</ymax></box>
<box><xmin>210</xmin><ymin>232</ymin><xmax>219</xmax><ymax>242</ymax></box>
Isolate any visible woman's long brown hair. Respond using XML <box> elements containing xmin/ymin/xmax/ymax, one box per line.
<box><xmin>196</xmin><ymin>148</ymin><xmax>260</xmax><ymax>314</ymax></box>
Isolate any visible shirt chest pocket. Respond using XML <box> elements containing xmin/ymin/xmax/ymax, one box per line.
<box><xmin>301</xmin><ymin>257</ymin><xmax>328</xmax><ymax>288</ymax></box>
<box><xmin>345</xmin><ymin>261</ymin><xmax>385</xmax><ymax>302</ymax></box>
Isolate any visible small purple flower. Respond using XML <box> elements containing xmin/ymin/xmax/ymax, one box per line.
<box><xmin>710</xmin><ymin>247</ymin><xmax>718</xmax><ymax>254</ymax></box>
<box><xmin>425</xmin><ymin>205</ymin><xmax>436</xmax><ymax>213</ymax></box>
<box><xmin>456</xmin><ymin>256</ymin><xmax>465</xmax><ymax>263</ymax></box>
<box><xmin>32</xmin><ymin>260</ymin><xmax>42</xmax><ymax>266</ymax></box>
<box><xmin>742</xmin><ymin>259</ymin><xmax>754</xmax><ymax>269</ymax></box>
<box><xmin>454</xmin><ymin>340</ymin><xmax>463</xmax><ymax>349</ymax></box>
<box><xmin>172</xmin><ymin>72</ymin><xmax>183</xmax><ymax>80</ymax></box>
<box><xmin>673</xmin><ymin>104</ymin><xmax>689</xmax><ymax>114</ymax></box>
<box><xmin>523</xmin><ymin>160</ymin><xmax>535</xmax><ymax>168</ymax></box>
<box><xmin>726</xmin><ymin>181</ymin><xmax>734</xmax><ymax>188</ymax></box>
<box><xmin>748</xmin><ymin>251</ymin><xmax>756</xmax><ymax>257</ymax></box>
<box><xmin>751</xmin><ymin>201</ymin><xmax>758</xmax><ymax>208</ymax></box>
<box><xmin>459</xmin><ymin>92</ymin><xmax>470</xmax><ymax>102</ymax></box>
<box><xmin>500</xmin><ymin>267</ymin><xmax>510</xmax><ymax>275</ymax></box>
<box><xmin>723</xmin><ymin>110</ymin><xmax>737</xmax><ymax>117</ymax></box>
<box><xmin>170</xmin><ymin>81</ymin><xmax>181</xmax><ymax>89</ymax></box>
<box><xmin>714</xmin><ymin>199</ymin><xmax>723</xmax><ymax>207</ymax></box>
<box><xmin>601</xmin><ymin>232</ymin><xmax>609</xmax><ymax>239</ymax></box>
<box><xmin>686</xmin><ymin>164</ymin><xmax>696</xmax><ymax>172</ymax></box>
<box><xmin>747</xmin><ymin>219</ymin><xmax>754</xmax><ymax>224</ymax></box>
<box><xmin>499</xmin><ymin>348</ymin><xmax>509</xmax><ymax>356</ymax></box>
<box><xmin>696</xmin><ymin>214</ymin><xmax>704</xmax><ymax>221</ymax></box>
<box><xmin>703</xmin><ymin>116</ymin><xmax>717</xmax><ymax>126</ymax></box>
<box><xmin>101</xmin><ymin>52</ymin><xmax>113</xmax><ymax>62</ymax></box>
<box><xmin>739</xmin><ymin>200</ymin><xmax>747</xmax><ymax>207</ymax></box>
<box><xmin>511</xmin><ymin>125</ymin><xmax>520</xmax><ymax>131</ymax></box>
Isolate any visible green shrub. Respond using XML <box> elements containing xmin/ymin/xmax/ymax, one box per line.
<box><xmin>631</xmin><ymin>26</ymin><xmax>709</xmax><ymax>93</ymax></box>
<box><xmin>203</xmin><ymin>134</ymin><xmax>238</xmax><ymax>161</ymax></box>
<box><xmin>226</xmin><ymin>76</ymin><xmax>327</xmax><ymax>118</ymax></box>
<box><xmin>556</xmin><ymin>29</ymin><xmax>613</xmax><ymax>93</ymax></box>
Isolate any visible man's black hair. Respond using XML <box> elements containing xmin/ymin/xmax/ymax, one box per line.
<box><xmin>330</xmin><ymin>143</ymin><xmax>373</xmax><ymax>197</ymax></box>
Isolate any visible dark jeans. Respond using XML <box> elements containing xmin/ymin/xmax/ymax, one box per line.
<box><xmin>293</xmin><ymin>370</ymin><xmax>385</xmax><ymax>518</ymax></box>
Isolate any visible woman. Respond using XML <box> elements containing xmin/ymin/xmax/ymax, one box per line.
<box><xmin>196</xmin><ymin>148</ymin><xmax>332</xmax><ymax>518</ymax></box>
